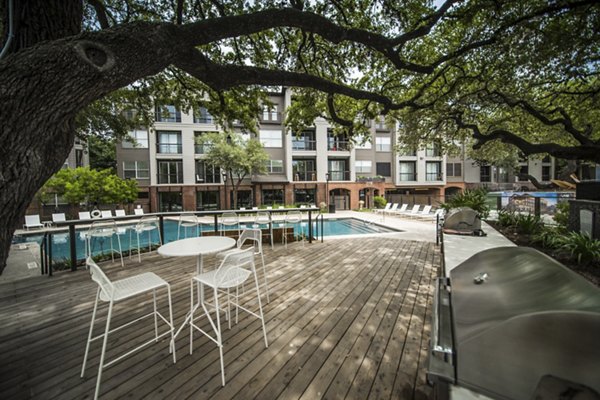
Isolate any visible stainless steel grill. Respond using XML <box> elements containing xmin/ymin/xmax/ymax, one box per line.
<box><xmin>428</xmin><ymin>246</ymin><xmax>600</xmax><ymax>400</ymax></box>
<box><xmin>442</xmin><ymin>207</ymin><xmax>481</xmax><ymax>234</ymax></box>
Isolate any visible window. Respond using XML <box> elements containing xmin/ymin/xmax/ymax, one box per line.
<box><xmin>480</xmin><ymin>165</ymin><xmax>491</xmax><ymax>182</ymax></box>
<box><xmin>262</xmin><ymin>189</ymin><xmax>284</xmax><ymax>205</ymax></box>
<box><xmin>398</xmin><ymin>146</ymin><xmax>416</xmax><ymax>156</ymax></box>
<box><xmin>446</xmin><ymin>163</ymin><xmax>462</xmax><ymax>177</ymax></box>
<box><xmin>292</xmin><ymin>130</ymin><xmax>316</xmax><ymax>150</ymax></box>
<box><xmin>259</xmin><ymin>130</ymin><xmax>282</xmax><ymax>148</ymax></box>
<box><xmin>194</xmin><ymin>106</ymin><xmax>213</xmax><ymax>124</ymax></box>
<box><xmin>328</xmin><ymin>159</ymin><xmax>349</xmax><ymax>180</ymax></box>
<box><xmin>354</xmin><ymin>135</ymin><xmax>372</xmax><ymax>149</ymax></box>
<box><xmin>123</xmin><ymin>161</ymin><xmax>149</xmax><ymax>179</ymax></box>
<box><xmin>425</xmin><ymin>143</ymin><xmax>441</xmax><ymax>157</ymax></box>
<box><xmin>262</xmin><ymin>105</ymin><xmax>279</xmax><ymax>121</ymax></box>
<box><xmin>122</xmin><ymin>129</ymin><xmax>149</xmax><ymax>149</ymax></box>
<box><xmin>375</xmin><ymin>136</ymin><xmax>391</xmax><ymax>152</ymax></box>
<box><xmin>517</xmin><ymin>165</ymin><xmax>529</xmax><ymax>181</ymax></box>
<box><xmin>195</xmin><ymin>160</ymin><xmax>220</xmax><ymax>183</ymax></box>
<box><xmin>196</xmin><ymin>190</ymin><xmax>220</xmax><ymax>211</ymax></box>
<box><xmin>155</xmin><ymin>105</ymin><xmax>181</xmax><ymax>122</ymax></box>
<box><xmin>497</xmin><ymin>167</ymin><xmax>509</xmax><ymax>183</ymax></box>
<box><xmin>426</xmin><ymin>161</ymin><xmax>442</xmax><ymax>181</ymax></box>
<box><xmin>399</xmin><ymin>161</ymin><xmax>416</xmax><ymax>181</ymax></box>
<box><xmin>266</xmin><ymin>159</ymin><xmax>284</xmax><ymax>173</ymax></box>
<box><xmin>294</xmin><ymin>189</ymin><xmax>316</xmax><ymax>204</ymax></box>
<box><xmin>376</xmin><ymin>162</ymin><xmax>391</xmax><ymax>177</ymax></box>
<box><xmin>159</xmin><ymin>192</ymin><xmax>182</xmax><ymax>212</ymax></box>
<box><xmin>542</xmin><ymin>155</ymin><xmax>551</xmax><ymax>163</ymax></box>
<box><xmin>75</xmin><ymin>149</ymin><xmax>84</xmax><ymax>168</ymax></box>
<box><xmin>234</xmin><ymin>190</ymin><xmax>253</xmax><ymax>208</ymax></box>
<box><xmin>157</xmin><ymin>160</ymin><xmax>183</xmax><ymax>184</ymax></box>
<box><xmin>375</xmin><ymin>118</ymin><xmax>388</xmax><ymax>130</ymax></box>
<box><xmin>293</xmin><ymin>159</ymin><xmax>316</xmax><ymax>181</ymax></box>
<box><xmin>542</xmin><ymin>166</ymin><xmax>551</xmax><ymax>181</ymax></box>
<box><xmin>355</xmin><ymin>160</ymin><xmax>372</xmax><ymax>173</ymax></box>
<box><xmin>327</xmin><ymin>129</ymin><xmax>351</xmax><ymax>151</ymax></box>
<box><xmin>157</xmin><ymin>131</ymin><xmax>182</xmax><ymax>154</ymax></box>
<box><xmin>194</xmin><ymin>131</ymin><xmax>215</xmax><ymax>154</ymax></box>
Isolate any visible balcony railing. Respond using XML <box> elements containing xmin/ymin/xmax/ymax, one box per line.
<box><xmin>328</xmin><ymin>171</ymin><xmax>351</xmax><ymax>181</ymax></box>
<box><xmin>292</xmin><ymin>139</ymin><xmax>316</xmax><ymax>151</ymax></box>
<box><xmin>399</xmin><ymin>173</ymin><xmax>417</xmax><ymax>181</ymax></box>
<box><xmin>194</xmin><ymin>116</ymin><xmax>214</xmax><ymax>124</ymax></box>
<box><xmin>157</xmin><ymin>143</ymin><xmax>182</xmax><ymax>154</ymax></box>
<box><xmin>426</xmin><ymin>173</ymin><xmax>443</xmax><ymax>181</ymax></box>
<box><xmin>294</xmin><ymin>171</ymin><xmax>317</xmax><ymax>181</ymax></box>
<box><xmin>194</xmin><ymin>144</ymin><xmax>213</xmax><ymax>154</ymax></box>
<box><xmin>327</xmin><ymin>141</ymin><xmax>351</xmax><ymax>151</ymax></box>
<box><xmin>157</xmin><ymin>173</ymin><xmax>183</xmax><ymax>184</ymax></box>
<box><xmin>196</xmin><ymin>174</ymin><xmax>221</xmax><ymax>183</ymax></box>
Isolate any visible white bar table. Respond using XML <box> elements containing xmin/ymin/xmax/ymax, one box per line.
<box><xmin>158</xmin><ymin>236</ymin><xmax>236</xmax><ymax>342</ymax></box>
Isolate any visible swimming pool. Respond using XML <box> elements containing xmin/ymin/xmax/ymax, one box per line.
<box><xmin>13</xmin><ymin>218</ymin><xmax>398</xmax><ymax>264</ymax></box>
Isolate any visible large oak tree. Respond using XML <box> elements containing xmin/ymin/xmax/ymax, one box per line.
<box><xmin>0</xmin><ymin>0</ymin><xmax>598</xmax><ymax>273</ymax></box>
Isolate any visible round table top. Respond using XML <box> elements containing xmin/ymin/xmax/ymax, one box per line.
<box><xmin>157</xmin><ymin>236</ymin><xmax>236</xmax><ymax>257</ymax></box>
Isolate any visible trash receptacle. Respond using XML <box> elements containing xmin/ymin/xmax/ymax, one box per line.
<box><xmin>328</xmin><ymin>203</ymin><xmax>336</xmax><ymax>213</ymax></box>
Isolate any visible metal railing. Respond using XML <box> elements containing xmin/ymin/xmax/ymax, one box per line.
<box><xmin>314</xmin><ymin>212</ymin><xmax>324</xmax><ymax>243</ymax></box>
<box><xmin>23</xmin><ymin>207</ymin><xmax>319</xmax><ymax>274</ymax></box>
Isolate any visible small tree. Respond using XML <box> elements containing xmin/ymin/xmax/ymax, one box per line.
<box><xmin>42</xmin><ymin>167</ymin><xmax>138</xmax><ymax>211</ymax></box>
<box><xmin>198</xmin><ymin>133</ymin><xmax>269</xmax><ymax>209</ymax></box>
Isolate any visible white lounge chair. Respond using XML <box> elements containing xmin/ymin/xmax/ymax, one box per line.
<box><xmin>390</xmin><ymin>203</ymin><xmax>408</xmax><ymax>215</ymax></box>
<box><xmin>51</xmin><ymin>213</ymin><xmax>67</xmax><ymax>225</ymax></box>
<box><xmin>79</xmin><ymin>211</ymin><xmax>92</xmax><ymax>220</ymax></box>
<box><xmin>100</xmin><ymin>210</ymin><xmax>113</xmax><ymax>219</ymax></box>
<box><xmin>383</xmin><ymin>203</ymin><xmax>399</xmax><ymax>216</ymax></box>
<box><xmin>134</xmin><ymin>208</ymin><xmax>144</xmax><ymax>216</ymax></box>
<box><xmin>23</xmin><ymin>215</ymin><xmax>44</xmax><ymax>230</ymax></box>
<box><xmin>410</xmin><ymin>205</ymin><xmax>432</xmax><ymax>219</ymax></box>
<box><xmin>398</xmin><ymin>204</ymin><xmax>421</xmax><ymax>218</ymax></box>
<box><xmin>417</xmin><ymin>208</ymin><xmax>445</xmax><ymax>222</ymax></box>
<box><xmin>374</xmin><ymin>203</ymin><xmax>391</xmax><ymax>214</ymax></box>
<box><xmin>114</xmin><ymin>209</ymin><xmax>126</xmax><ymax>217</ymax></box>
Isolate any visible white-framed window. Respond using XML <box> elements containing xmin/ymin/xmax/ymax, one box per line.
<box><xmin>375</xmin><ymin>136</ymin><xmax>391</xmax><ymax>152</ymax></box>
<box><xmin>354</xmin><ymin>135</ymin><xmax>372</xmax><ymax>149</ymax></box>
<box><xmin>446</xmin><ymin>162</ymin><xmax>462</xmax><ymax>177</ymax></box>
<box><xmin>355</xmin><ymin>160</ymin><xmax>372</xmax><ymax>173</ymax></box>
<box><xmin>266</xmin><ymin>159</ymin><xmax>284</xmax><ymax>173</ymax></box>
<box><xmin>425</xmin><ymin>143</ymin><xmax>441</xmax><ymax>157</ymax></box>
<box><xmin>259</xmin><ymin>130</ymin><xmax>282</xmax><ymax>147</ymax></box>
<box><xmin>123</xmin><ymin>161</ymin><xmax>149</xmax><ymax>179</ymax></box>
<box><xmin>399</xmin><ymin>161</ymin><xmax>417</xmax><ymax>181</ymax></box>
<box><xmin>426</xmin><ymin>161</ymin><xmax>442</xmax><ymax>181</ymax></box>
<box><xmin>262</xmin><ymin>105</ymin><xmax>279</xmax><ymax>121</ymax></box>
<box><xmin>122</xmin><ymin>129</ymin><xmax>149</xmax><ymax>149</ymax></box>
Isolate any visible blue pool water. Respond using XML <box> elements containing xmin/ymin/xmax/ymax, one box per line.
<box><xmin>13</xmin><ymin>218</ymin><xmax>397</xmax><ymax>264</ymax></box>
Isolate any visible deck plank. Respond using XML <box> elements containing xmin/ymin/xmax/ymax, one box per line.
<box><xmin>0</xmin><ymin>237</ymin><xmax>439</xmax><ymax>400</ymax></box>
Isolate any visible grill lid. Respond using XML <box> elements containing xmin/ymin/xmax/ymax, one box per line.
<box><xmin>449</xmin><ymin>247</ymin><xmax>600</xmax><ymax>400</ymax></box>
<box><xmin>443</xmin><ymin>207</ymin><xmax>481</xmax><ymax>233</ymax></box>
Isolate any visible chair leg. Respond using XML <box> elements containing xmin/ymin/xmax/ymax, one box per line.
<box><xmin>153</xmin><ymin>289</ymin><xmax>158</xmax><ymax>341</ymax></box>
<box><xmin>260</xmin><ymin>252</ymin><xmax>269</xmax><ymax>303</ymax></box>
<box><xmin>81</xmin><ymin>288</ymin><xmax>101</xmax><ymax>377</ymax></box>
<box><xmin>95</xmin><ymin>299</ymin><xmax>114</xmax><ymax>400</ymax></box>
<box><xmin>115</xmin><ymin>233</ymin><xmax>124</xmax><ymax>267</ymax></box>
<box><xmin>213</xmin><ymin>287</ymin><xmax>225</xmax><ymax>386</ymax></box>
<box><xmin>137</xmin><ymin>231</ymin><xmax>142</xmax><ymax>263</ymax></box>
<box><xmin>252</xmin><ymin>267</ymin><xmax>269</xmax><ymax>348</ymax></box>
<box><xmin>189</xmin><ymin>280</ymin><xmax>195</xmax><ymax>355</ymax></box>
<box><xmin>166</xmin><ymin>284</ymin><xmax>176</xmax><ymax>363</ymax></box>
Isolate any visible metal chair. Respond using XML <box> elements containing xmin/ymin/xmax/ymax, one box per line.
<box><xmin>81</xmin><ymin>257</ymin><xmax>175</xmax><ymax>400</ymax></box>
<box><xmin>79</xmin><ymin>211</ymin><xmax>92</xmax><ymax>220</ymax></box>
<box><xmin>101</xmin><ymin>210</ymin><xmax>113</xmax><ymax>219</ymax></box>
<box><xmin>51</xmin><ymin>213</ymin><xmax>67</xmax><ymax>225</ymax></box>
<box><xmin>178</xmin><ymin>213</ymin><xmax>200</xmax><ymax>239</ymax></box>
<box><xmin>283</xmin><ymin>211</ymin><xmax>304</xmax><ymax>248</ymax></box>
<box><xmin>189</xmin><ymin>248</ymin><xmax>268</xmax><ymax>386</ymax></box>
<box><xmin>253</xmin><ymin>211</ymin><xmax>273</xmax><ymax>249</ymax></box>
<box><xmin>217</xmin><ymin>228</ymin><xmax>270</xmax><ymax>303</ymax></box>
<box><xmin>134</xmin><ymin>208</ymin><xmax>144</xmax><ymax>216</ymax></box>
<box><xmin>86</xmin><ymin>220</ymin><xmax>124</xmax><ymax>267</ymax></box>
<box><xmin>220</xmin><ymin>212</ymin><xmax>240</xmax><ymax>237</ymax></box>
<box><xmin>114</xmin><ymin>209</ymin><xmax>126</xmax><ymax>217</ymax></box>
<box><xmin>129</xmin><ymin>216</ymin><xmax>162</xmax><ymax>262</ymax></box>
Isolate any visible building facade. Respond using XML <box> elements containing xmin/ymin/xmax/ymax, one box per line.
<box><xmin>116</xmin><ymin>88</ymin><xmax>555</xmax><ymax>212</ymax></box>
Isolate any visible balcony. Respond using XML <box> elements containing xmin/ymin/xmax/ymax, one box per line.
<box><xmin>194</xmin><ymin>144</ymin><xmax>213</xmax><ymax>154</ymax></box>
<box><xmin>426</xmin><ymin>173</ymin><xmax>443</xmax><ymax>181</ymax></box>
<box><xmin>398</xmin><ymin>173</ymin><xmax>417</xmax><ymax>182</ymax></box>
<box><xmin>356</xmin><ymin>176</ymin><xmax>386</xmax><ymax>183</ymax></box>
<box><xmin>292</xmin><ymin>139</ymin><xmax>316</xmax><ymax>151</ymax></box>
<box><xmin>327</xmin><ymin>140</ymin><xmax>351</xmax><ymax>152</ymax></box>
<box><xmin>328</xmin><ymin>170</ymin><xmax>351</xmax><ymax>181</ymax></box>
<box><xmin>293</xmin><ymin>171</ymin><xmax>317</xmax><ymax>181</ymax></box>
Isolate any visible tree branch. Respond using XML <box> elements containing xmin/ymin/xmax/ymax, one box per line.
<box><xmin>88</xmin><ymin>0</ymin><xmax>111</xmax><ymax>29</ymax></box>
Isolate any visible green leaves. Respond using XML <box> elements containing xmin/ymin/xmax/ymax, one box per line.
<box><xmin>41</xmin><ymin>167</ymin><xmax>137</xmax><ymax>208</ymax></box>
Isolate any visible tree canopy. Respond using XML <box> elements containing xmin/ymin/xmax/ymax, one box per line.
<box><xmin>198</xmin><ymin>132</ymin><xmax>269</xmax><ymax>209</ymax></box>
<box><xmin>0</xmin><ymin>0</ymin><xmax>598</xmax><ymax>273</ymax></box>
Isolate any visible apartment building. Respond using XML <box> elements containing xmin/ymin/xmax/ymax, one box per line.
<box><xmin>116</xmin><ymin>88</ymin><xmax>554</xmax><ymax>212</ymax></box>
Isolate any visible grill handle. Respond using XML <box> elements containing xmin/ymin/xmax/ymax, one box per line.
<box><xmin>432</xmin><ymin>277</ymin><xmax>453</xmax><ymax>355</ymax></box>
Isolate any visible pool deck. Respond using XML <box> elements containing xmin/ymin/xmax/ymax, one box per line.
<box><xmin>0</xmin><ymin>234</ymin><xmax>440</xmax><ymax>399</ymax></box>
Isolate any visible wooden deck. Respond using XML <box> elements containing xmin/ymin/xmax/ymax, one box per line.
<box><xmin>0</xmin><ymin>237</ymin><xmax>440</xmax><ymax>399</ymax></box>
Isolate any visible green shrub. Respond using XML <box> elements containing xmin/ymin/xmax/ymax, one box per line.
<box><xmin>442</xmin><ymin>188</ymin><xmax>490</xmax><ymax>219</ymax></box>
<box><xmin>373</xmin><ymin>196</ymin><xmax>387</xmax><ymax>209</ymax></box>
<box><xmin>553</xmin><ymin>201</ymin><xmax>570</xmax><ymax>228</ymax></box>
<box><xmin>497</xmin><ymin>210</ymin><xmax>517</xmax><ymax>227</ymax></box>
<box><xmin>514</xmin><ymin>213</ymin><xmax>544</xmax><ymax>235</ymax></box>
<box><xmin>560</xmin><ymin>232</ymin><xmax>600</xmax><ymax>265</ymax></box>
<box><xmin>532</xmin><ymin>227</ymin><xmax>565</xmax><ymax>249</ymax></box>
